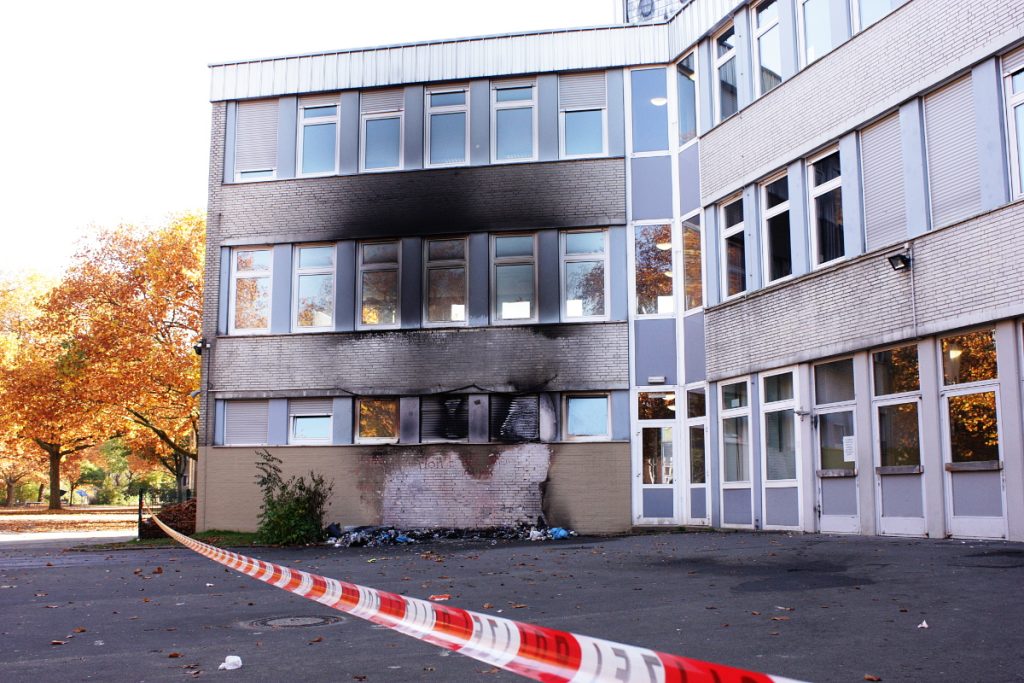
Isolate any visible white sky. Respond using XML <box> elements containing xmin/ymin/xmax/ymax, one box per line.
<box><xmin>0</xmin><ymin>0</ymin><xmax>617</xmax><ymax>277</ymax></box>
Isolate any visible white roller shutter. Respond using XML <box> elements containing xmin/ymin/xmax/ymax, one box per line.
<box><xmin>861</xmin><ymin>113</ymin><xmax>906</xmax><ymax>250</ymax></box>
<box><xmin>300</xmin><ymin>92</ymin><xmax>339</xmax><ymax>108</ymax></box>
<box><xmin>1003</xmin><ymin>44</ymin><xmax>1024</xmax><ymax>75</ymax></box>
<box><xmin>924</xmin><ymin>76</ymin><xmax>981</xmax><ymax>228</ymax></box>
<box><xmin>360</xmin><ymin>89</ymin><xmax>404</xmax><ymax>114</ymax></box>
<box><xmin>493</xmin><ymin>77</ymin><xmax>536</xmax><ymax>90</ymax></box>
<box><xmin>235</xmin><ymin>100</ymin><xmax>279</xmax><ymax>173</ymax></box>
<box><xmin>224</xmin><ymin>400</ymin><xmax>269</xmax><ymax>445</ymax></box>
<box><xmin>288</xmin><ymin>398</ymin><xmax>333</xmax><ymax>416</ymax></box>
<box><xmin>558</xmin><ymin>72</ymin><xmax>606</xmax><ymax>110</ymax></box>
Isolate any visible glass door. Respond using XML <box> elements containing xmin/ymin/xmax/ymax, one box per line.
<box><xmin>813</xmin><ymin>358</ymin><xmax>859</xmax><ymax>533</ymax></box>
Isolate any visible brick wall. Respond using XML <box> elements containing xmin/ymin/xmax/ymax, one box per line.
<box><xmin>704</xmin><ymin>201</ymin><xmax>1024</xmax><ymax>379</ymax></box>
<box><xmin>700</xmin><ymin>0</ymin><xmax>1024</xmax><ymax>203</ymax></box>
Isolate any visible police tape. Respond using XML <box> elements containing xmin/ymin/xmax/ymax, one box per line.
<box><xmin>148</xmin><ymin>512</ymin><xmax>804</xmax><ymax>683</ymax></box>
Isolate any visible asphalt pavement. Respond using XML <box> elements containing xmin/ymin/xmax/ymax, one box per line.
<box><xmin>1</xmin><ymin>530</ymin><xmax>1022</xmax><ymax>682</ymax></box>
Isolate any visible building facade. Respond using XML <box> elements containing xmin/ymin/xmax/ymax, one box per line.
<box><xmin>198</xmin><ymin>0</ymin><xmax>1024</xmax><ymax>541</ymax></box>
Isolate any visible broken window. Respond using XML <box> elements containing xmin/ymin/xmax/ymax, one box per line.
<box><xmin>489</xmin><ymin>394</ymin><xmax>540</xmax><ymax>443</ymax></box>
<box><xmin>420</xmin><ymin>395</ymin><xmax>469</xmax><ymax>441</ymax></box>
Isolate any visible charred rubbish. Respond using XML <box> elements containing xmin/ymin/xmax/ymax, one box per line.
<box><xmin>324</xmin><ymin>521</ymin><xmax>576</xmax><ymax>548</ymax></box>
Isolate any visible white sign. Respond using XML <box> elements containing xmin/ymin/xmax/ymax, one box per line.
<box><xmin>842</xmin><ymin>436</ymin><xmax>856</xmax><ymax>463</ymax></box>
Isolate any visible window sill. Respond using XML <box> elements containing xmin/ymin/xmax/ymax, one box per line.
<box><xmin>945</xmin><ymin>460</ymin><xmax>1001</xmax><ymax>473</ymax></box>
<box><xmin>876</xmin><ymin>465</ymin><xmax>923</xmax><ymax>475</ymax></box>
<box><xmin>817</xmin><ymin>468</ymin><xmax>856</xmax><ymax>478</ymax></box>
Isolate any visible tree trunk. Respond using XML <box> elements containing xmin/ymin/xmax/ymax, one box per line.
<box><xmin>4</xmin><ymin>479</ymin><xmax>14</xmax><ymax>507</ymax></box>
<box><xmin>48</xmin><ymin>452</ymin><xmax>62</xmax><ymax>510</ymax></box>
<box><xmin>36</xmin><ymin>483</ymin><xmax>44</xmax><ymax>502</ymax></box>
<box><xmin>175</xmin><ymin>472</ymin><xmax>186</xmax><ymax>503</ymax></box>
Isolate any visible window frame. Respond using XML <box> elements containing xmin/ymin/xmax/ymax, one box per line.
<box><xmin>491</xmin><ymin>82</ymin><xmax>539</xmax><ymax>163</ymax></box>
<box><xmin>752</xmin><ymin>0</ymin><xmax>783</xmax><ymax>98</ymax></box>
<box><xmin>422</xmin><ymin>236</ymin><xmax>469</xmax><ymax>328</ymax></box>
<box><xmin>291</xmin><ymin>243</ymin><xmax>335</xmax><ymax>333</ymax></box>
<box><xmin>296</xmin><ymin>101</ymin><xmax>340</xmax><ymax>177</ymax></box>
<box><xmin>562</xmin><ymin>393</ymin><xmax>612</xmax><ymax>442</ymax></box>
<box><xmin>355</xmin><ymin>398</ymin><xmax>400</xmax><ymax>445</ymax></box>
<box><xmin>685</xmin><ymin>382</ymin><xmax>709</xmax><ymax>489</ymax></box>
<box><xmin>713</xmin><ymin>23</ymin><xmax>739</xmax><ymax>124</ymax></box>
<box><xmin>228</xmin><ymin>246</ymin><xmax>273</xmax><ymax>335</ymax></box>
<box><xmin>1003</xmin><ymin>62</ymin><xmax>1024</xmax><ymax>199</ymax></box>
<box><xmin>759</xmin><ymin>368</ymin><xmax>800</xmax><ymax>479</ymax></box>
<box><xmin>870</xmin><ymin>343</ymin><xmax>923</xmax><ymax>472</ymax></box>
<box><xmin>812</xmin><ymin>356</ymin><xmax>858</xmax><ymax>473</ymax></box>
<box><xmin>560</xmin><ymin>229</ymin><xmax>610</xmax><ymax>322</ymax></box>
<box><xmin>425</xmin><ymin>85</ymin><xmax>470</xmax><ymax>168</ymax></box>
<box><xmin>759</xmin><ymin>171</ymin><xmax>793</xmax><ymax>284</ymax></box>
<box><xmin>288</xmin><ymin>413</ymin><xmax>333</xmax><ymax>446</ymax></box>
<box><xmin>490</xmin><ymin>233</ymin><xmax>538</xmax><ymax>325</ymax></box>
<box><xmin>631</xmin><ymin>221</ymin><xmax>676</xmax><ymax>319</ymax></box>
<box><xmin>719</xmin><ymin>376</ymin><xmax>753</xmax><ymax>490</ymax></box>
<box><xmin>807</xmin><ymin>146</ymin><xmax>846</xmax><ymax>268</ymax></box>
<box><xmin>719</xmin><ymin>195</ymin><xmax>746</xmax><ymax>300</ymax></box>
<box><xmin>357</xmin><ymin>240</ymin><xmax>402</xmax><ymax>331</ymax></box>
<box><xmin>681</xmin><ymin>210</ymin><xmax>704</xmax><ymax>313</ymax></box>
<box><xmin>359</xmin><ymin>110</ymin><xmax>404</xmax><ymax>173</ymax></box>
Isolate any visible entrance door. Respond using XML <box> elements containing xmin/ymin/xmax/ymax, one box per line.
<box><xmin>813</xmin><ymin>359</ymin><xmax>859</xmax><ymax>533</ymax></box>
<box><xmin>634</xmin><ymin>390</ymin><xmax>679</xmax><ymax>524</ymax></box>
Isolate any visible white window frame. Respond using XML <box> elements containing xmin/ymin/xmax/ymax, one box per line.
<box><xmin>425</xmin><ymin>85</ymin><xmax>470</xmax><ymax>168</ymax></box>
<box><xmin>631</xmin><ymin>221</ymin><xmax>676</xmax><ymax>319</ymax></box>
<box><xmin>560</xmin><ymin>229</ymin><xmax>610</xmax><ymax>322</ymax></box>
<box><xmin>719</xmin><ymin>376</ymin><xmax>754</xmax><ymax>529</ymax></box>
<box><xmin>1003</xmin><ymin>62</ymin><xmax>1024</xmax><ymax>198</ymax></box>
<box><xmin>357</xmin><ymin>240</ymin><xmax>402</xmax><ymax>331</ymax></box>
<box><xmin>296</xmin><ymin>101</ymin><xmax>340</xmax><ymax>177</ymax></box>
<box><xmin>675</xmin><ymin>51</ymin><xmax>700</xmax><ymax>150</ymax></box>
<box><xmin>355</xmin><ymin>398</ymin><xmax>400</xmax><ymax>445</ymax></box>
<box><xmin>812</xmin><ymin>356</ymin><xmax>858</xmax><ymax>469</ymax></box>
<box><xmin>797</xmin><ymin>0</ymin><xmax>836</xmax><ymax>67</ymax></box>
<box><xmin>635</xmin><ymin>388</ymin><xmax>677</xmax><ymax>493</ymax></box>
<box><xmin>490</xmin><ymin>233</ymin><xmax>538</xmax><ymax>325</ymax></box>
<box><xmin>684</xmin><ymin>382</ymin><xmax>709</xmax><ymax>501</ymax></box>
<box><xmin>713</xmin><ymin>24</ymin><xmax>738</xmax><ymax>124</ymax></box>
<box><xmin>751</xmin><ymin>0</ymin><xmax>783</xmax><ymax>97</ymax></box>
<box><xmin>228</xmin><ymin>247</ymin><xmax>273</xmax><ymax>335</ymax></box>
<box><xmin>760</xmin><ymin>172</ymin><xmax>792</xmax><ymax>284</ymax></box>
<box><xmin>422</xmin><ymin>236</ymin><xmax>469</xmax><ymax>328</ymax></box>
<box><xmin>759</xmin><ymin>368</ymin><xmax>802</xmax><ymax>530</ymax></box>
<box><xmin>559</xmin><ymin>108</ymin><xmax>607</xmax><ymax>159</ymax></box>
<box><xmin>681</xmin><ymin>210</ymin><xmax>704</xmax><ymax>313</ymax></box>
<box><xmin>289</xmin><ymin>413</ymin><xmax>333</xmax><ymax>446</ymax></box>
<box><xmin>562</xmin><ymin>393</ymin><xmax>612</xmax><ymax>442</ymax></box>
<box><xmin>719</xmin><ymin>195</ymin><xmax>746</xmax><ymax>300</ymax></box>
<box><xmin>491</xmin><ymin>82</ymin><xmax>538</xmax><ymax>163</ymax></box>
<box><xmin>807</xmin><ymin>146</ymin><xmax>845</xmax><ymax>268</ymax></box>
<box><xmin>291</xmin><ymin>244</ymin><xmax>335</xmax><ymax>333</ymax></box>
<box><xmin>360</xmin><ymin>111</ymin><xmax>404</xmax><ymax>173</ymax></box>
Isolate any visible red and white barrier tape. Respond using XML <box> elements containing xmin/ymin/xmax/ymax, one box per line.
<box><xmin>148</xmin><ymin>512</ymin><xmax>803</xmax><ymax>683</ymax></box>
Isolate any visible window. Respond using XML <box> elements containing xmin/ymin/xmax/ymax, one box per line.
<box><xmin>761</xmin><ymin>371</ymin><xmax>797</xmax><ymax>481</ymax></box>
<box><xmin>559</xmin><ymin>72</ymin><xmax>607</xmax><ymax>158</ymax></box>
<box><xmin>489</xmin><ymin>395</ymin><xmax>540</xmax><ymax>442</ymax></box>
<box><xmin>682</xmin><ymin>214</ymin><xmax>703</xmax><ymax>310</ymax></box>
<box><xmin>361</xmin><ymin>89</ymin><xmax>404</xmax><ymax>172</ymax></box>
<box><xmin>1003</xmin><ymin>51</ymin><xmax>1024</xmax><ymax>198</ymax></box>
<box><xmin>223</xmin><ymin>400</ymin><xmax>269</xmax><ymax>446</ymax></box>
<box><xmin>720</xmin><ymin>379</ymin><xmax>750</xmax><ymax>482</ymax></box>
<box><xmin>676</xmin><ymin>54</ymin><xmax>698</xmax><ymax>145</ymax></box>
<box><xmin>424</xmin><ymin>238</ymin><xmax>467</xmax><ymax>326</ymax></box>
<box><xmin>420</xmin><ymin>395</ymin><xmax>469</xmax><ymax>441</ymax></box>
<box><xmin>808</xmin><ymin>149</ymin><xmax>845</xmax><ymax>266</ymax></box>
<box><xmin>426</xmin><ymin>87</ymin><xmax>469</xmax><ymax>166</ymax></box>
<box><xmin>720</xmin><ymin>197</ymin><xmax>746</xmax><ymax>298</ymax></box>
<box><xmin>234</xmin><ymin>99</ymin><xmax>278</xmax><ymax>181</ymax></box>
<box><xmin>634</xmin><ymin>223</ymin><xmax>674</xmax><ymax>315</ymax></box>
<box><xmin>492</xmin><ymin>234</ymin><xmax>536</xmax><ymax>323</ymax></box>
<box><xmin>940</xmin><ymin>329</ymin><xmax>1000</xmax><ymax>464</ymax></box>
<box><xmin>638</xmin><ymin>390</ymin><xmax>674</xmax><ymax>485</ymax></box>
<box><xmin>229</xmin><ymin>248</ymin><xmax>272</xmax><ymax>334</ymax></box>
<box><xmin>753</xmin><ymin>0</ymin><xmax>783</xmax><ymax>96</ymax></box>
<box><xmin>799</xmin><ymin>0</ymin><xmax>835</xmax><ymax>65</ymax></box>
<box><xmin>630</xmin><ymin>68</ymin><xmax>669</xmax><ymax>152</ymax></box>
<box><xmin>563</xmin><ymin>394</ymin><xmax>610</xmax><ymax>441</ymax></box>
<box><xmin>293</xmin><ymin>245</ymin><xmax>334</xmax><ymax>331</ymax></box>
<box><xmin>714</xmin><ymin>26</ymin><xmax>738</xmax><ymax>122</ymax></box>
<box><xmin>357</xmin><ymin>398</ymin><xmax>400</xmax><ymax>443</ymax></box>
<box><xmin>288</xmin><ymin>399</ymin><xmax>333</xmax><ymax>445</ymax></box>
<box><xmin>854</xmin><ymin>0</ymin><xmax>895</xmax><ymax>30</ymax></box>
<box><xmin>941</xmin><ymin>330</ymin><xmax>997</xmax><ymax>386</ymax></box>
<box><xmin>872</xmin><ymin>345</ymin><xmax>921</xmax><ymax>468</ymax></box>
<box><xmin>814</xmin><ymin>359</ymin><xmax>856</xmax><ymax>471</ymax></box>
<box><xmin>561</xmin><ymin>230</ymin><xmax>608</xmax><ymax>320</ymax></box>
<box><xmin>638</xmin><ymin>391</ymin><xmax>676</xmax><ymax>420</ymax></box>
<box><xmin>298</xmin><ymin>99</ymin><xmax>339</xmax><ymax>176</ymax></box>
<box><xmin>492</xmin><ymin>81</ymin><xmax>537</xmax><ymax>162</ymax></box>
<box><xmin>686</xmin><ymin>386</ymin><xmax>707</xmax><ymax>485</ymax></box>
<box><xmin>761</xmin><ymin>174</ymin><xmax>792</xmax><ymax>282</ymax></box>
<box><xmin>358</xmin><ymin>241</ymin><xmax>400</xmax><ymax>329</ymax></box>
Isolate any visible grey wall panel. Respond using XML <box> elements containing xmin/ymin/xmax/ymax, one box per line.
<box><xmin>470</xmin><ymin>80</ymin><xmax>490</xmax><ymax>166</ymax></box>
<box><xmin>268</xmin><ymin>398</ymin><xmax>288</xmax><ymax>445</ymax></box>
<box><xmin>723</xmin><ymin>488</ymin><xmax>752</xmax><ymax>525</ymax></box>
<box><xmin>401</xmin><ymin>237</ymin><xmax>423</xmax><ymax>329</ymax></box>
<box><xmin>334</xmin><ymin>241</ymin><xmax>356</xmax><ymax>332</ymax></box>
<box><xmin>642</xmin><ymin>488</ymin><xmax>674</xmax><ymax>518</ymax></box>
<box><xmin>276</xmin><ymin>97</ymin><xmax>297</xmax><ymax>179</ymax></box>
<box><xmin>972</xmin><ymin>58</ymin><xmax>1011</xmax><ymax>211</ymax></box>
<box><xmin>339</xmin><ymin>91</ymin><xmax>360</xmax><ymax>175</ymax></box>
<box><xmin>538</xmin><ymin>230</ymin><xmax>560</xmax><ymax>324</ymax></box>
<box><xmin>270</xmin><ymin>244</ymin><xmax>292</xmax><ymax>334</ymax></box>
<box><xmin>331</xmin><ymin>397</ymin><xmax>354</xmax><ymax>445</ymax></box>
<box><xmin>683</xmin><ymin>312</ymin><xmax>706</xmax><ymax>383</ymax></box>
<box><xmin>899</xmin><ymin>100</ymin><xmax>930</xmax><ymax>237</ymax></box>
<box><xmin>951</xmin><ymin>471</ymin><xmax>1004</xmax><ymax>517</ymax></box>
<box><xmin>765</xmin><ymin>486</ymin><xmax>799</xmax><ymax>527</ymax></box>
<box><xmin>704</xmin><ymin>205</ymin><xmax>721</xmax><ymax>306</ymax></box>
<box><xmin>468</xmin><ymin>394</ymin><xmax>489</xmax><ymax>443</ymax></box>
<box><xmin>468</xmin><ymin>233</ymin><xmax>489</xmax><ymax>326</ymax></box>
<box><xmin>690</xmin><ymin>487</ymin><xmax>706</xmax><ymax>519</ymax></box>
<box><xmin>634</xmin><ymin>319</ymin><xmax>677</xmax><ymax>385</ymax></box>
<box><xmin>609</xmin><ymin>226</ymin><xmax>628</xmax><ymax>322</ymax></box>
<box><xmin>786</xmin><ymin>161</ymin><xmax>810</xmax><ymax>277</ymax></box>
<box><xmin>742</xmin><ymin>185</ymin><xmax>761</xmax><ymax>291</ymax></box>
<box><xmin>610</xmin><ymin>390</ymin><xmax>630</xmax><ymax>441</ymax></box>
<box><xmin>404</xmin><ymin>86</ymin><xmax>424</xmax><ymax>170</ymax></box>
<box><xmin>733</xmin><ymin>7</ymin><xmax>754</xmax><ymax>111</ymax></box>
<box><xmin>214</xmin><ymin>400</ymin><xmax>225</xmax><ymax>446</ymax></box>
<box><xmin>223</xmin><ymin>101</ymin><xmax>236</xmax><ymax>183</ymax></box>
<box><xmin>606</xmin><ymin>70</ymin><xmax>626</xmax><ymax>158</ymax></box>
<box><xmin>399</xmin><ymin>396</ymin><xmax>420</xmax><ymax>444</ymax></box>
<box><xmin>678</xmin><ymin>145</ymin><xmax>701</xmax><ymax>215</ymax></box>
<box><xmin>778</xmin><ymin>0</ymin><xmax>799</xmax><ymax>80</ymax></box>
<box><xmin>821</xmin><ymin>478</ymin><xmax>858</xmax><ymax>516</ymax></box>
<box><xmin>218</xmin><ymin>247</ymin><xmax>230</xmax><ymax>334</ymax></box>
<box><xmin>538</xmin><ymin>74</ymin><xmax>559</xmax><ymax>162</ymax></box>
<box><xmin>630</xmin><ymin>155</ymin><xmax>673</xmax><ymax>220</ymax></box>
<box><xmin>880</xmin><ymin>475</ymin><xmax>923</xmax><ymax>518</ymax></box>
<box><xmin>839</xmin><ymin>132</ymin><xmax>865</xmax><ymax>257</ymax></box>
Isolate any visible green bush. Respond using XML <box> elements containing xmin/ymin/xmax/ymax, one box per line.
<box><xmin>254</xmin><ymin>449</ymin><xmax>334</xmax><ymax>545</ymax></box>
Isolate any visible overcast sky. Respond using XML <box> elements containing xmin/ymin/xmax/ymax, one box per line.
<box><xmin>0</xmin><ymin>0</ymin><xmax>616</xmax><ymax>277</ymax></box>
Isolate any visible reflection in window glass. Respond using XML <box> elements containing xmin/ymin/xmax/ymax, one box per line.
<box><xmin>723</xmin><ymin>416</ymin><xmax>749</xmax><ymax>482</ymax></box>
<box><xmin>363</xmin><ymin>242</ymin><xmax>399</xmax><ymax>264</ymax></box>
<box><xmin>758</xmin><ymin>25</ymin><xmax>782</xmax><ymax>95</ymax></box>
<box><xmin>689</xmin><ymin>426</ymin><xmax>706</xmax><ymax>483</ymax></box>
<box><xmin>873</xmin><ymin>345</ymin><xmax>920</xmax><ymax>395</ymax></box>
<box><xmin>237</xmin><ymin>250</ymin><xmax>271</xmax><ymax>272</ymax></box>
<box><xmin>858</xmin><ymin>0</ymin><xmax>892</xmax><ymax>28</ymax></box>
<box><xmin>496</xmin><ymin>107</ymin><xmax>534</xmax><ymax>160</ymax></box>
<box><xmin>718</xmin><ymin>57</ymin><xmax>738</xmax><ymax>120</ymax></box>
<box><xmin>722</xmin><ymin>199</ymin><xmax>745</xmax><ymax>297</ymax></box>
<box><xmin>765</xmin><ymin>409</ymin><xmax>796</xmax><ymax>480</ymax></box>
<box><xmin>819</xmin><ymin>411</ymin><xmax>854</xmax><ymax>469</ymax></box>
<box><xmin>948</xmin><ymin>392</ymin><xmax>999</xmax><ymax>462</ymax></box>
<box><xmin>234</xmin><ymin>277</ymin><xmax>270</xmax><ymax>330</ymax></box>
<box><xmin>687</xmin><ymin>389</ymin><xmax>706</xmax><ymax>418</ymax></box>
<box><xmin>361</xmin><ymin>271</ymin><xmax>398</xmax><ymax>325</ymax></box>
<box><xmin>814</xmin><ymin>189</ymin><xmax>844</xmax><ymax>263</ymax></box>
<box><xmin>302</xmin><ymin>122</ymin><xmax>336</xmax><ymax>175</ymax></box>
<box><xmin>941</xmin><ymin>330</ymin><xmax>997</xmax><ymax>385</ymax></box>
<box><xmin>298</xmin><ymin>246</ymin><xmax>332</xmax><ymax>269</ymax></box>
<box><xmin>565</xmin><ymin>232</ymin><xmax>605</xmax><ymax>255</ymax></box>
<box><xmin>495</xmin><ymin>236</ymin><xmax>534</xmax><ymax>258</ymax></box>
<box><xmin>638</xmin><ymin>392</ymin><xmax>675</xmax><ymax>420</ymax></box>
<box><xmin>358</xmin><ymin>399</ymin><xmax>399</xmax><ymax>440</ymax></box>
<box><xmin>717</xmin><ymin>26</ymin><xmax>737</xmax><ymax>56</ymax></box>
<box><xmin>815</xmin><ymin>359</ymin><xmax>855</xmax><ymax>404</ymax></box>
<box><xmin>878</xmin><ymin>403</ymin><xmax>920</xmax><ymax>466</ymax></box>
<box><xmin>764</xmin><ymin>373</ymin><xmax>793</xmax><ymax>402</ymax></box>
<box><xmin>683</xmin><ymin>216</ymin><xmax>702</xmax><ymax>310</ymax></box>
<box><xmin>642</xmin><ymin>427</ymin><xmax>673</xmax><ymax>484</ymax></box>
<box><xmin>430</xmin><ymin>112</ymin><xmax>467</xmax><ymax>165</ymax></box>
<box><xmin>426</xmin><ymin>268</ymin><xmax>466</xmax><ymax>323</ymax></box>
<box><xmin>634</xmin><ymin>224</ymin><xmax>673</xmax><ymax>315</ymax></box>
<box><xmin>721</xmin><ymin>381</ymin><xmax>747</xmax><ymax>409</ymax></box>
<box><xmin>567</xmin><ymin>396</ymin><xmax>609</xmax><ymax>438</ymax></box>
<box><xmin>631</xmin><ymin>68</ymin><xmax>669</xmax><ymax>152</ymax></box>
<box><xmin>564</xmin><ymin>110</ymin><xmax>604</xmax><ymax>156</ymax></box>
<box><xmin>802</xmin><ymin>0</ymin><xmax>834</xmax><ymax>64</ymax></box>
<box><xmin>296</xmin><ymin>274</ymin><xmax>333</xmax><ymax>328</ymax></box>
<box><xmin>431</xmin><ymin>91</ymin><xmax>465</xmax><ymax>107</ymax></box>
<box><xmin>677</xmin><ymin>55</ymin><xmax>697</xmax><ymax>145</ymax></box>
<box><xmin>564</xmin><ymin>261</ymin><xmax>605</xmax><ymax>317</ymax></box>
<box><xmin>364</xmin><ymin>117</ymin><xmax>401</xmax><ymax>170</ymax></box>
<box><xmin>495</xmin><ymin>264</ymin><xmax>534</xmax><ymax>320</ymax></box>
<box><xmin>292</xmin><ymin>415</ymin><xmax>330</xmax><ymax>442</ymax></box>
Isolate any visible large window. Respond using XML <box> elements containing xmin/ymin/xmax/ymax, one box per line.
<box><xmin>686</xmin><ymin>386</ymin><xmax>707</xmax><ymax>485</ymax></box>
<box><xmin>357</xmin><ymin>398</ymin><xmax>399</xmax><ymax>444</ymax></box>
<box><xmin>563</xmin><ymin>394</ymin><xmax>610</xmax><ymax>441</ymax></box>
<box><xmin>814</xmin><ymin>358</ymin><xmax>856</xmax><ymax>471</ymax></box>
<box><xmin>720</xmin><ymin>379</ymin><xmax>750</xmax><ymax>483</ymax></box>
<box><xmin>424</xmin><ymin>238</ymin><xmax>467</xmax><ymax>326</ymax></box>
<box><xmin>676</xmin><ymin>54</ymin><xmax>698</xmax><ymax>145</ymax></box>
<box><xmin>761</xmin><ymin>174</ymin><xmax>792</xmax><ymax>282</ymax></box>
<box><xmin>630</xmin><ymin>68</ymin><xmax>669</xmax><ymax>152</ymax></box>
<box><xmin>298</xmin><ymin>100</ymin><xmax>338</xmax><ymax>176</ymax></box>
<box><xmin>714</xmin><ymin>25</ymin><xmax>738</xmax><ymax>122</ymax></box>
<box><xmin>559</xmin><ymin>72</ymin><xmax>607</xmax><ymax>158</ymax></box>
<box><xmin>753</xmin><ymin>0</ymin><xmax>783</xmax><ymax>96</ymax></box>
<box><xmin>1004</xmin><ymin>54</ymin><xmax>1024</xmax><ymax>198</ymax></box>
<box><xmin>293</xmin><ymin>245</ymin><xmax>334</xmax><ymax>331</ymax></box>
<box><xmin>808</xmin><ymin>149</ymin><xmax>845</xmax><ymax>266</ymax></box>
<box><xmin>682</xmin><ymin>214</ymin><xmax>703</xmax><ymax>310</ymax></box>
<box><xmin>288</xmin><ymin>399</ymin><xmax>332</xmax><ymax>445</ymax></box>
<box><xmin>872</xmin><ymin>345</ymin><xmax>921</xmax><ymax>468</ymax></box>
<box><xmin>799</xmin><ymin>0</ymin><xmax>835</xmax><ymax>65</ymax></box>
<box><xmin>361</xmin><ymin>115</ymin><xmax>402</xmax><ymax>171</ymax></box>
<box><xmin>358</xmin><ymin>241</ymin><xmax>400</xmax><ymax>329</ymax></box>
<box><xmin>492</xmin><ymin>82</ymin><xmax>537</xmax><ymax>162</ymax></box>
<box><xmin>634</xmin><ymin>223</ymin><xmax>674</xmax><ymax>315</ymax></box>
<box><xmin>761</xmin><ymin>370</ymin><xmax>797</xmax><ymax>481</ymax></box>
<box><xmin>492</xmin><ymin>234</ymin><xmax>536</xmax><ymax>323</ymax></box>
<box><xmin>229</xmin><ymin>248</ymin><xmax>272</xmax><ymax>334</ymax></box>
<box><xmin>941</xmin><ymin>329</ymin><xmax>1000</xmax><ymax>464</ymax></box>
<box><xmin>561</xmin><ymin>230</ymin><xmax>607</xmax><ymax>320</ymax></box>
<box><xmin>426</xmin><ymin>87</ymin><xmax>469</xmax><ymax>167</ymax></box>
<box><xmin>720</xmin><ymin>198</ymin><xmax>745</xmax><ymax>298</ymax></box>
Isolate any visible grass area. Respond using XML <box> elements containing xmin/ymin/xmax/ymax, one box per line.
<box><xmin>72</xmin><ymin>529</ymin><xmax>261</xmax><ymax>551</ymax></box>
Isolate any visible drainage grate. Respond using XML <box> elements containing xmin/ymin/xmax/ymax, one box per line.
<box><xmin>247</xmin><ymin>615</ymin><xmax>345</xmax><ymax>629</ymax></box>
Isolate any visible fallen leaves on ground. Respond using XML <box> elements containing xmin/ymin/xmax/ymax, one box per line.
<box><xmin>864</xmin><ymin>675</ymin><xmax>882</xmax><ymax>681</ymax></box>
<box><xmin>168</xmin><ymin>652</ymin><xmax>183</xmax><ymax>658</ymax></box>
<box><xmin>309</xmin><ymin>636</ymin><xmax>323</xmax><ymax>644</ymax></box>
<box><xmin>429</xmin><ymin>594</ymin><xmax>451</xmax><ymax>602</ymax></box>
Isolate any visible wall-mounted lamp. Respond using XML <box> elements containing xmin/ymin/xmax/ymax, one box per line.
<box><xmin>193</xmin><ymin>338</ymin><xmax>208</xmax><ymax>356</ymax></box>
<box><xmin>887</xmin><ymin>253</ymin><xmax>911</xmax><ymax>271</ymax></box>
